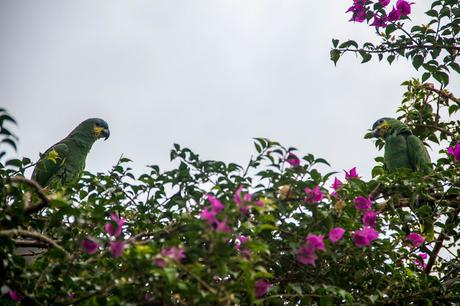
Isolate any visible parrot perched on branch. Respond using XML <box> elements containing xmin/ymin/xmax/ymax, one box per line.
<box><xmin>31</xmin><ymin>118</ymin><xmax>110</xmax><ymax>189</ymax></box>
<box><xmin>372</xmin><ymin>118</ymin><xmax>432</xmax><ymax>173</ymax></box>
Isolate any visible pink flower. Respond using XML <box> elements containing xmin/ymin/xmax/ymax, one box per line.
<box><xmin>379</xmin><ymin>0</ymin><xmax>390</xmax><ymax>6</ymax></box>
<box><xmin>255</xmin><ymin>279</ymin><xmax>272</xmax><ymax>297</ymax></box>
<box><xmin>215</xmin><ymin>218</ymin><xmax>232</xmax><ymax>233</ymax></box>
<box><xmin>161</xmin><ymin>246</ymin><xmax>186</xmax><ymax>262</ymax></box>
<box><xmin>304</xmin><ymin>185</ymin><xmax>324</xmax><ymax>204</ymax></box>
<box><xmin>328</xmin><ymin>227</ymin><xmax>345</xmax><ymax>244</ymax></box>
<box><xmin>362</xmin><ymin>210</ymin><xmax>378</xmax><ymax>227</ymax></box>
<box><xmin>353</xmin><ymin>227</ymin><xmax>379</xmax><ymax>248</ymax></box>
<box><xmin>354</xmin><ymin>196</ymin><xmax>372</xmax><ymax>211</ymax></box>
<box><xmin>236</xmin><ymin>235</ymin><xmax>249</xmax><ymax>247</ymax></box>
<box><xmin>234</xmin><ymin>186</ymin><xmax>251</xmax><ymax>214</ymax></box>
<box><xmin>346</xmin><ymin>1</ymin><xmax>366</xmax><ymax>23</ymax></box>
<box><xmin>297</xmin><ymin>244</ymin><xmax>317</xmax><ymax>265</ymax></box>
<box><xmin>388</xmin><ymin>6</ymin><xmax>401</xmax><ymax>21</ymax></box>
<box><xmin>370</xmin><ymin>14</ymin><xmax>388</xmax><ymax>28</ymax></box>
<box><xmin>345</xmin><ymin>167</ymin><xmax>359</xmax><ymax>180</ymax></box>
<box><xmin>104</xmin><ymin>212</ymin><xmax>125</xmax><ymax>237</ymax></box>
<box><xmin>286</xmin><ymin>153</ymin><xmax>300</xmax><ymax>167</ymax></box>
<box><xmin>447</xmin><ymin>143</ymin><xmax>460</xmax><ymax>161</ymax></box>
<box><xmin>406</xmin><ymin>233</ymin><xmax>425</xmax><ymax>248</ymax></box>
<box><xmin>331</xmin><ymin>177</ymin><xmax>343</xmax><ymax>198</ymax></box>
<box><xmin>200</xmin><ymin>207</ymin><xmax>216</xmax><ymax>224</ymax></box>
<box><xmin>254</xmin><ymin>200</ymin><xmax>264</xmax><ymax>207</ymax></box>
<box><xmin>154</xmin><ymin>257</ymin><xmax>166</xmax><ymax>268</ymax></box>
<box><xmin>305</xmin><ymin>234</ymin><xmax>325</xmax><ymax>252</ymax></box>
<box><xmin>207</xmin><ymin>194</ymin><xmax>224</xmax><ymax>213</ymax></box>
<box><xmin>414</xmin><ymin>252</ymin><xmax>428</xmax><ymax>270</ymax></box>
<box><xmin>109</xmin><ymin>241</ymin><xmax>125</xmax><ymax>258</ymax></box>
<box><xmin>9</xmin><ymin>290</ymin><xmax>23</xmax><ymax>302</ymax></box>
<box><xmin>396</xmin><ymin>0</ymin><xmax>412</xmax><ymax>16</ymax></box>
<box><xmin>80</xmin><ymin>238</ymin><xmax>100</xmax><ymax>255</ymax></box>
<box><xmin>331</xmin><ymin>177</ymin><xmax>343</xmax><ymax>191</ymax></box>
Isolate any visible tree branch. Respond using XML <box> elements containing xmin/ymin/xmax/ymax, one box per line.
<box><xmin>7</xmin><ymin>176</ymin><xmax>51</xmax><ymax>214</ymax></box>
<box><xmin>0</xmin><ymin>229</ymin><xmax>69</xmax><ymax>258</ymax></box>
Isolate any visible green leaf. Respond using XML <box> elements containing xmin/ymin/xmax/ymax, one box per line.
<box><xmin>359</xmin><ymin>50</ymin><xmax>372</xmax><ymax>63</ymax></box>
<box><xmin>387</xmin><ymin>54</ymin><xmax>395</xmax><ymax>65</ymax></box>
<box><xmin>412</xmin><ymin>55</ymin><xmax>424</xmax><ymax>70</ymax></box>
<box><xmin>330</xmin><ymin>49</ymin><xmax>341</xmax><ymax>65</ymax></box>
<box><xmin>332</xmin><ymin>39</ymin><xmax>339</xmax><ymax>48</ymax></box>
<box><xmin>422</xmin><ymin>72</ymin><xmax>431</xmax><ymax>82</ymax></box>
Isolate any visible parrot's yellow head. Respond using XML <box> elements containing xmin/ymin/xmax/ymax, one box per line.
<box><xmin>372</xmin><ymin>117</ymin><xmax>394</xmax><ymax>139</ymax></box>
<box><xmin>70</xmin><ymin>118</ymin><xmax>110</xmax><ymax>141</ymax></box>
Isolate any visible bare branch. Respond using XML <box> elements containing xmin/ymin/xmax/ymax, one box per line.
<box><xmin>0</xmin><ymin>229</ymin><xmax>69</xmax><ymax>258</ymax></box>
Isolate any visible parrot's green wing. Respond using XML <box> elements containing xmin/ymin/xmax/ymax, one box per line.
<box><xmin>32</xmin><ymin>143</ymin><xmax>70</xmax><ymax>188</ymax></box>
<box><xmin>406</xmin><ymin>135</ymin><xmax>432</xmax><ymax>173</ymax></box>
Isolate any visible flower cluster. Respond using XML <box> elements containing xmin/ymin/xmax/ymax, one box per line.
<box><xmin>81</xmin><ymin>212</ymin><xmax>126</xmax><ymax>258</ymax></box>
<box><xmin>304</xmin><ymin>185</ymin><xmax>324</xmax><ymax>204</ymax></box>
<box><xmin>447</xmin><ymin>143</ymin><xmax>460</xmax><ymax>161</ymax></box>
<box><xmin>347</xmin><ymin>0</ymin><xmax>414</xmax><ymax>28</ymax></box>
<box><xmin>286</xmin><ymin>152</ymin><xmax>301</xmax><ymax>167</ymax></box>
<box><xmin>297</xmin><ymin>230</ymin><xmax>346</xmax><ymax>266</ymax></box>
<box><xmin>154</xmin><ymin>246</ymin><xmax>186</xmax><ymax>268</ymax></box>
<box><xmin>234</xmin><ymin>235</ymin><xmax>251</xmax><ymax>258</ymax></box>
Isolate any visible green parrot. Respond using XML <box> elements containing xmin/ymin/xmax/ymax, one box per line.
<box><xmin>372</xmin><ymin>118</ymin><xmax>432</xmax><ymax>173</ymax></box>
<box><xmin>31</xmin><ymin>118</ymin><xmax>110</xmax><ymax>189</ymax></box>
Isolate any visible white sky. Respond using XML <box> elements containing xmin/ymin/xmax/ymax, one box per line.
<box><xmin>1</xmin><ymin>0</ymin><xmax>458</xmax><ymax>180</ymax></box>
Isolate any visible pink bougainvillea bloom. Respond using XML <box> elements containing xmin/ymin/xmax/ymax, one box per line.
<box><xmin>235</xmin><ymin>235</ymin><xmax>249</xmax><ymax>247</ymax></box>
<box><xmin>80</xmin><ymin>238</ymin><xmax>100</xmax><ymax>255</ymax></box>
<box><xmin>304</xmin><ymin>185</ymin><xmax>324</xmax><ymax>204</ymax></box>
<box><xmin>215</xmin><ymin>218</ymin><xmax>232</xmax><ymax>233</ymax></box>
<box><xmin>109</xmin><ymin>241</ymin><xmax>125</xmax><ymax>258</ymax></box>
<box><xmin>406</xmin><ymin>233</ymin><xmax>425</xmax><ymax>248</ymax></box>
<box><xmin>297</xmin><ymin>244</ymin><xmax>318</xmax><ymax>265</ymax></box>
<box><xmin>328</xmin><ymin>227</ymin><xmax>346</xmax><ymax>244</ymax></box>
<box><xmin>353</xmin><ymin>227</ymin><xmax>379</xmax><ymax>248</ymax></box>
<box><xmin>233</xmin><ymin>185</ymin><xmax>244</xmax><ymax>204</ymax></box>
<box><xmin>447</xmin><ymin>143</ymin><xmax>460</xmax><ymax>161</ymax></box>
<box><xmin>207</xmin><ymin>194</ymin><xmax>224</xmax><ymax>213</ymax></box>
<box><xmin>354</xmin><ymin>195</ymin><xmax>372</xmax><ymax>211</ymax></box>
<box><xmin>233</xmin><ymin>185</ymin><xmax>252</xmax><ymax>213</ymax></box>
<box><xmin>255</xmin><ymin>279</ymin><xmax>272</xmax><ymax>298</ymax></box>
<box><xmin>370</xmin><ymin>14</ymin><xmax>388</xmax><ymax>28</ymax></box>
<box><xmin>104</xmin><ymin>212</ymin><xmax>125</xmax><ymax>237</ymax></box>
<box><xmin>379</xmin><ymin>0</ymin><xmax>390</xmax><ymax>6</ymax></box>
<box><xmin>286</xmin><ymin>153</ymin><xmax>300</xmax><ymax>167</ymax></box>
<box><xmin>254</xmin><ymin>200</ymin><xmax>264</xmax><ymax>207</ymax></box>
<box><xmin>345</xmin><ymin>167</ymin><xmax>359</xmax><ymax>180</ymax></box>
<box><xmin>396</xmin><ymin>0</ymin><xmax>412</xmax><ymax>16</ymax></box>
<box><xmin>387</xmin><ymin>6</ymin><xmax>401</xmax><ymax>21</ymax></box>
<box><xmin>331</xmin><ymin>177</ymin><xmax>343</xmax><ymax>191</ymax></box>
<box><xmin>161</xmin><ymin>246</ymin><xmax>186</xmax><ymax>262</ymax></box>
<box><xmin>414</xmin><ymin>252</ymin><xmax>428</xmax><ymax>269</ymax></box>
<box><xmin>9</xmin><ymin>290</ymin><xmax>23</xmax><ymax>302</ymax></box>
<box><xmin>154</xmin><ymin>256</ymin><xmax>167</xmax><ymax>268</ymax></box>
<box><xmin>305</xmin><ymin>234</ymin><xmax>325</xmax><ymax>252</ymax></box>
<box><xmin>362</xmin><ymin>210</ymin><xmax>378</xmax><ymax>227</ymax></box>
<box><xmin>200</xmin><ymin>207</ymin><xmax>216</xmax><ymax>224</ymax></box>
<box><xmin>346</xmin><ymin>1</ymin><xmax>366</xmax><ymax>23</ymax></box>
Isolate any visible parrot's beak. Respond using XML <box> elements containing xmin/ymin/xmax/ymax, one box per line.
<box><xmin>102</xmin><ymin>128</ymin><xmax>110</xmax><ymax>140</ymax></box>
<box><xmin>372</xmin><ymin>128</ymin><xmax>380</xmax><ymax>138</ymax></box>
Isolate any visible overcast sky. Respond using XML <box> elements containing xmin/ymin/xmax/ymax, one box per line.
<box><xmin>1</xmin><ymin>0</ymin><xmax>458</xmax><ymax>180</ymax></box>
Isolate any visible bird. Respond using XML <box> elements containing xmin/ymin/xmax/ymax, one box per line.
<box><xmin>31</xmin><ymin>118</ymin><xmax>110</xmax><ymax>189</ymax></box>
<box><xmin>372</xmin><ymin>118</ymin><xmax>432</xmax><ymax>174</ymax></box>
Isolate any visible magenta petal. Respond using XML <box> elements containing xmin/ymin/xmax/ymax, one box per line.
<box><xmin>354</xmin><ymin>196</ymin><xmax>372</xmax><ymax>211</ymax></box>
<box><xmin>255</xmin><ymin>279</ymin><xmax>272</xmax><ymax>298</ymax></box>
<box><xmin>109</xmin><ymin>241</ymin><xmax>125</xmax><ymax>258</ymax></box>
<box><xmin>328</xmin><ymin>227</ymin><xmax>345</xmax><ymax>244</ymax></box>
<box><xmin>80</xmin><ymin>238</ymin><xmax>100</xmax><ymax>254</ymax></box>
<box><xmin>406</xmin><ymin>233</ymin><xmax>425</xmax><ymax>248</ymax></box>
<box><xmin>353</xmin><ymin>227</ymin><xmax>379</xmax><ymax>248</ymax></box>
<box><xmin>362</xmin><ymin>210</ymin><xmax>378</xmax><ymax>228</ymax></box>
<box><xmin>9</xmin><ymin>290</ymin><xmax>23</xmax><ymax>302</ymax></box>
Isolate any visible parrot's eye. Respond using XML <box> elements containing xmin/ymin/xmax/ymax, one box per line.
<box><xmin>95</xmin><ymin>122</ymin><xmax>101</xmax><ymax>127</ymax></box>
